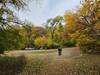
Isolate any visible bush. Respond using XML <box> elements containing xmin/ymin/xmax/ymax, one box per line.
<box><xmin>44</xmin><ymin>38</ymin><xmax>61</xmax><ymax>49</ymax></box>
<box><xmin>63</xmin><ymin>39</ymin><xmax>76</xmax><ymax>47</ymax></box>
<box><xmin>49</xmin><ymin>42</ymin><xmax>60</xmax><ymax>49</ymax></box>
<box><xmin>78</xmin><ymin>35</ymin><xmax>100</xmax><ymax>54</ymax></box>
<box><xmin>72</xmin><ymin>26</ymin><xmax>100</xmax><ymax>54</ymax></box>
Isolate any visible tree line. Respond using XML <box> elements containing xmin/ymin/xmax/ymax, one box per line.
<box><xmin>0</xmin><ymin>0</ymin><xmax>100</xmax><ymax>54</ymax></box>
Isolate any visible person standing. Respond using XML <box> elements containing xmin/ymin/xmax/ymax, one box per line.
<box><xmin>57</xmin><ymin>47</ymin><xmax>62</xmax><ymax>56</ymax></box>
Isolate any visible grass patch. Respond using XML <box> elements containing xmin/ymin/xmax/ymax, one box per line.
<box><xmin>0</xmin><ymin>55</ymin><xmax>51</xmax><ymax>75</ymax></box>
<box><xmin>40</xmin><ymin>54</ymin><xmax>100</xmax><ymax>75</ymax></box>
<box><xmin>19</xmin><ymin>57</ymin><xmax>51</xmax><ymax>75</ymax></box>
<box><xmin>32</xmin><ymin>50</ymin><xmax>56</xmax><ymax>54</ymax></box>
<box><xmin>1</xmin><ymin>48</ymin><xmax>100</xmax><ymax>75</ymax></box>
<box><xmin>0</xmin><ymin>55</ymin><xmax>27</xmax><ymax>75</ymax></box>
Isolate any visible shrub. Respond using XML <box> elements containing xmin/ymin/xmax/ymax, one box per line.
<box><xmin>63</xmin><ymin>39</ymin><xmax>77</xmax><ymax>47</ymax></box>
<box><xmin>78</xmin><ymin>35</ymin><xmax>100</xmax><ymax>54</ymax></box>
<box><xmin>49</xmin><ymin>42</ymin><xmax>60</xmax><ymax>49</ymax></box>
<box><xmin>45</xmin><ymin>38</ymin><xmax>60</xmax><ymax>49</ymax></box>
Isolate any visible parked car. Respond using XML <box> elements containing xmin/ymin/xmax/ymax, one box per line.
<box><xmin>25</xmin><ymin>47</ymin><xmax>36</xmax><ymax>50</ymax></box>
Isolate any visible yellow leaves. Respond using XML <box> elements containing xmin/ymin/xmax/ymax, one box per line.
<box><xmin>64</xmin><ymin>11</ymin><xmax>79</xmax><ymax>34</ymax></box>
<box><xmin>70</xmin><ymin>31</ymin><xmax>81</xmax><ymax>40</ymax></box>
<box><xmin>64</xmin><ymin>12</ymin><xmax>76</xmax><ymax>22</ymax></box>
<box><xmin>46</xmin><ymin>38</ymin><xmax>53</xmax><ymax>47</ymax></box>
<box><xmin>64</xmin><ymin>0</ymin><xmax>100</xmax><ymax>40</ymax></box>
<box><xmin>34</xmin><ymin>36</ymin><xmax>47</xmax><ymax>47</ymax></box>
<box><xmin>96</xmin><ymin>12</ymin><xmax>100</xmax><ymax>17</ymax></box>
<box><xmin>79</xmin><ymin>0</ymin><xmax>97</xmax><ymax>16</ymax></box>
<box><xmin>95</xmin><ymin>22</ymin><xmax>100</xmax><ymax>30</ymax></box>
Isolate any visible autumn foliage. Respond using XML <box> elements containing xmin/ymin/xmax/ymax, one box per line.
<box><xmin>64</xmin><ymin>0</ymin><xmax>100</xmax><ymax>54</ymax></box>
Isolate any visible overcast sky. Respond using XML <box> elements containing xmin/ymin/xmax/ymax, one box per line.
<box><xmin>16</xmin><ymin>0</ymin><xmax>81</xmax><ymax>26</ymax></box>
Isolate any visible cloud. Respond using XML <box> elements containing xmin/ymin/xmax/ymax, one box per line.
<box><xmin>16</xmin><ymin>0</ymin><xmax>81</xmax><ymax>26</ymax></box>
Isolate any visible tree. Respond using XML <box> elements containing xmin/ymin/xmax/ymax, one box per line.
<box><xmin>33</xmin><ymin>26</ymin><xmax>46</xmax><ymax>38</ymax></box>
<box><xmin>44</xmin><ymin>16</ymin><xmax>64</xmax><ymax>39</ymax></box>
<box><xmin>64</xmin><ymin>0</ymin><xmax>100</xmax><ymax>54</ymax></box>
<box><xmin>22</xmin><ymin>22</ymin><xmax>35</xmax><ymax>48</ymax></box>
<box><xmin>34</xmin><ymin>36</ymin><xmax>47</xmax><ymax>49</ymax></box>
<box><xmin>22</xmin><ymin>22</ymin><xmax>47</xmax><ymax>48</ymax></box>
<box><xmin>64</xmin><ymin>11</ymin><xmax>80</xmax><ymax>34</ymax></box>
<box><xmin>77</xmin><ymin>0</ymin><xmax>100</xmax><ymax>54</ymax></box>
<box><xmin>0</xmin><ymin>0</ymin><xmax>29</xmax><ymax>27</ymax></box>
<box><xmin>0</xmin><ymin>28</ymin><xmax>25</xmax><ymax>53</ymax></box>
<box><xmin>0</xmin><ymin>0</ymin><xmax>30</xmax><ymax>53</ymax></box>
<box><xmin>44</xmin><ymin>16</ymin><xmax>64</xmax><ymax>47</ymax></box>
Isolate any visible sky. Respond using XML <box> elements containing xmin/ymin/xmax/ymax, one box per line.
<box><xmin>16</xmin><ymin>0</ymin><xmax>81</xmax><ymax>26</ymax></box>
